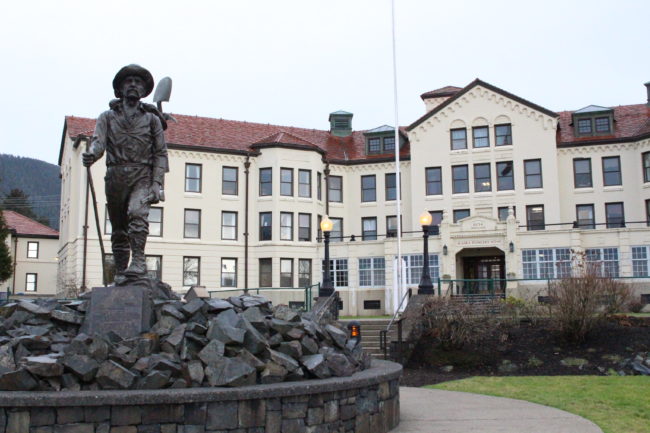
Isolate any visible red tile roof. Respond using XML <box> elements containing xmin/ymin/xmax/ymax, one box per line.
<box><xmin>557</xmin><ymin>104</ymin><xmax>650</xmax><ymax>145</ymax></box>
<box><xmin>64</xmin><ymin>114</ymin><xmax>410</xmax><ymax>164</ymax></box>
<box><xmin>3</xmin><ymin>211</ymin><xmax>59</xmax><ymax>237</ymax></box>
<box><xmin>420</xmin><ymin>86</ymin><xmax>462</xmax><ymax>99</ymax></box>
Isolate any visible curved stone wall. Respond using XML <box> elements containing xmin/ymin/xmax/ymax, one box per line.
<box><xmin>0</xmin><ymin>360</ymin><xmax>401</xmax><ymax>433</ymax></box>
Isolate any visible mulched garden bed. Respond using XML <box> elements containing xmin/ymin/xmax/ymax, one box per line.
<box><xmin>401</xmin><ymin>315</ymin><xmax>650</xmax><ymax>386</ymax></box>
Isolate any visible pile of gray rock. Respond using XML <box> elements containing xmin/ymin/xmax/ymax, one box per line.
<box><xmin>0</xmin><ymin>295</ymin><xmax>368</xmax><ymax>391</ymax></box>
<box><xmin>614</xmin><ymin>352</ymin><xmax>650</xmax><ymax>376</ymax></box>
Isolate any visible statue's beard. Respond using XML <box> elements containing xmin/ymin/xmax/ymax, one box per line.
<box><xmin>125</xmin><ymin>87</ymin><xmax>141</xmax><ymax>100</ymax></box>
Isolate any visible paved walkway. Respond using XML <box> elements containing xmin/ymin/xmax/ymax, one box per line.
<box><xmin>392</xmin><ymin>387</ymin><xmax>603</xmax><ymax>433</ymax></box>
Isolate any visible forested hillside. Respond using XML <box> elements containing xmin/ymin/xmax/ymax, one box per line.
<box><xmin>0</xmin><ymin>154</ymin><xmax>60</xmax><ymax>229</ymax></box>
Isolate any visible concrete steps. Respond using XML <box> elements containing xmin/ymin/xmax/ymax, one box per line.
<box><xmin>341</xmin><ymin>318</ymin><xmax>398</xmax><ymax>359</ymax></box>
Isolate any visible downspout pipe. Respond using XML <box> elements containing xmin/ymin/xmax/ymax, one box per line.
<box><xmin>323</xmin><ymin>163</ymin><xmax>330</xmax><ymax>216</ymax></box>
<box><xmin>244</xmin><ymin>155</ymin><xmax>251</xmax><ymax>293</ymax></box>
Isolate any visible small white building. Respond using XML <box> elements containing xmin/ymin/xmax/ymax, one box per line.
<box><xmin>57</xmin><ymin>79</ymin><xmax>650</xmax><ymax>315</ymax></box>
<box><xmin>3</xmin><ymin>210</ymin><xmax>59</xmax><ymax>296</ymax></box>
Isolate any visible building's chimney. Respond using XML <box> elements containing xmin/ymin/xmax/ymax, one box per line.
<box><xmin>645</xmin><ymin>82</ymin><xmax>650</xmax><ymax>107</ymax></box>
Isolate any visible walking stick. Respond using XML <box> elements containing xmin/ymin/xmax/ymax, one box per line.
<box><xmin>86</xmin><ymin>166</ymin><xmax>108</xmax><ymax>287</ymax></box>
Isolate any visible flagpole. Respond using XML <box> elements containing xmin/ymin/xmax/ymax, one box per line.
<box><xmin>390</xmin><ymin>0</ymin><xmax>403</xmax><ymax>313</ymax></box>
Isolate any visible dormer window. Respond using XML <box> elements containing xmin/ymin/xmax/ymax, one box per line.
<box><xmin>368</xmin><ymin>137</ymin><xmax>381</xmax><ymax>154</ymax></box>
<box><xmin>364</xmin><ymin>125</ymin><xmax>400</xmax><ymax>156</ymax></box>
<box><xmin>572</xmin><ymin>105</ymin><xmax>614</xmax><ymax>137</ymax></box>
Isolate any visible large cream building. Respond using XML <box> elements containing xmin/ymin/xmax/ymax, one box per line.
<box><xmin>57</xmin><ymin>79</ymin><xmax>650</xmax><ymax>315</ymax></box>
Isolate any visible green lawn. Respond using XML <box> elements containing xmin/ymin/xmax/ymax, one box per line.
<box><xmin>339</xmin><ymin>315</ymin><xmax>391</xmax><ymax>320</ymax></box>
<box><xmin>429</xmin><ymin>376</ymin><xmax>650</xmax><ymax>433</ymax></box>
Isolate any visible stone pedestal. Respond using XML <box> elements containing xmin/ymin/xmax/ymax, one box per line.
<box><xmin>82</xmin><ymin>286</ymin><xmax>153</xmax><ymax>339</ymax></box>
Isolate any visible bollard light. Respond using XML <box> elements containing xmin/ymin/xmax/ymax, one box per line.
<box><xmin>347</xmin><ymin>320</ymin><xmax>361</xmax><ymax>345</ymax></box>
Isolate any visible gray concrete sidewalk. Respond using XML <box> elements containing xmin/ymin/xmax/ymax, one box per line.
<box><xmin>392</xmin><ymin>387</ymin><xmax>603</xmax><ymax>433</ymax></box>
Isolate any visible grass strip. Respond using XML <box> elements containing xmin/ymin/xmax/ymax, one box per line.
<box><xmin>429</xmin><ymin>376</ymin><xmax>650</xmax><ymax>433</ymax></box>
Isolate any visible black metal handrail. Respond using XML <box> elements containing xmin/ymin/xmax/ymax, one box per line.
<box><xmin>379</xmin><ymin>288</ymin><xmax>412</xmax><ymax>360</ymax></box>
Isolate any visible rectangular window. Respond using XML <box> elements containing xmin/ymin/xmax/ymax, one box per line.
<box><xmin>362</xmin><ymin>217</ymin><xmax>377</xmax><ymax>241</ymax></box>
<box><xmin>586</xmin><ymin>248</ymin><xmax>619</xmax><ymax>277</ymax></box>
<box><xmin>298</xmin><ymin>169</ymin><xmax>311</xmax><ymax>198</ymax></box>
<box><xmin>498</xmin><ymin>206</ymin><xmax>515</xmax><ymax>221</ymax></box>
<box><xmin>25</xmin><ymin>273</ymin><xmax>37</xmax><ymax>292</ymax></box>
<box><xmin>526</xmin><ymin>205</ymin><xmax>545</xmax><ymax>230</ymax></box>
<box><xmin>404</xmin><ymin>254</ymin><xmax>439</xmax><ymax>285</ymax></box>
<box><xmin>185</xmin><ymin>163</ymin><xmax>202</xmax><ymax>193</ymax></box>
<box><xmin>452</xmin><ymin>165</ymin><xmax>469</xmax><ymax>193</ymax></box>
<box><xmin>605</xmin><ymin>202</ymin><xmax>625</xmax><ymax>228</ymax></box>
<box><xmin>453</xmin><ymin>209</ymin><xmax>470</xmax><ymax>223</ymax></box>
<box><xmin>385</xmin><ymin>173</ymin><xmax>397</xmax><ymax>201</ymax></box>
<box><xmin>222</xmin><ymin>166</ymin><xmax>238</xmax><ymax>195</ymax></box>
<box><xmin>183</xmin><ymin>257</ymin><xmax>200</xmax><ymax>286</ymax></box>
<box><xmin>298</xmin><ymin>213</ymin><xmax>311</xmax><ymax>241</ymax></box>
<box><xmin>450</xmin><ymin>128</ymin><xmax>467</xmax><ymax>150</ymax></box>
<box><xmin>361</xmin><ymin>175</ymin><xmax>376</xmax><ymax>202</ymax></box>
<box><xmin>221</xmin><ymin>258</ymin><xmax>237</xmax><ymax>287</ymax></box>
<box><xmin>322</xmin><ymin>258</ymin><xmax>348</xmax><ymax>287</ymax></box>
<box><xmin>331</xmin><ymin>217</ymin><xmax>343</xmax><ymax>242</ymax></box>
<box><xmin>495</xmin><ymin>124</ymin><xmax>512</xmax><ymax>146</ymax></box>
<box><xmin>576</xmin><ymin>204</ymin><xmax>595</xmax><ymax>229</ymax></box>
<box><xmin>522</xmin><ymin>248</ymin><xmax>571</xmax><ymax>279</ymax></box>
<box><xmin>383</xmin><ymin>136</ymin><xmax>395</xmax><ymax>152</ymax></box>
<box><xmin>386</xmin><ymin>216</ymin><xmax>398</xmax><ymax>238</ymax></box>
<box><xmin>27</xmin><ymin>241</ymin><xmax>39</xmax><ymax>258</ymax></box>
<box><xmin>524</xmin><ymin>159</ymin><xmax>543</xmax><ymax>189</ymax></box>
<box><xmin>280</xmin><ymin>258</ymin><xmax>293</xmax><ymax>287</ymax></box>
<box><xmin>577</xmin><ymin>118</ymin><xmax>592</xmax><ymax>134</ymax></box>
<box><xmin>328</xmin><ymin>175</ymin><xmax>342</xmax><ymax>203</ymax></box>
<box><xmin>647</xmin><ymin>200</ymin><xmax>650</xmax><ymax>227</ymax></box>
<box><xmin>149</xmin><ymin>207</ymin><xmax>163</xmax><ymax>237</ymax></box>
<box><xmin>474</xmin><ymin>163</ymin><xmax>491</xmax><ymax>192</ymax></box>
<box><xmin>104</xmin><ymin>207</ymin><xmax>112</xmax><ymax>235</ymax></box>
<box><xmin>298</xmin><ymin>259</ymin><xmax>312</xmax><ymax>287</ymax></box>
<box><xmin>367</xmin><ymin>137</ymin><xmax>381</xmax><ymax>154</ymax></box>
<box><xmin>643</xmin><ymin>153</ymin><xmax>650</xmax><ymax>183</ymax></box>
<box><xmin>430</xmin><ymin>211</ymin><xmax>443</xmax><ymax>226</ymax></box>
<box><xmin>425</xmin><ymin>167</ymin><xmax>442</xmax><ymax>195</ymax></box>
<box><xmin>221</xmin><ymin>211</ymin><xmax>237</xmax><ymax>240</ymax></box>
<box><xmin>632</xmin><ymin>246</ymin><xmax>650</xmax><ymax>277</ymax></box>
<box><xmin>280</xmin><ymin>168</ymin><xmax>293</xmax><ymax>196</ymax></box>
<box><xmin>259</xmin><ymin>258</ymin><xmax>272</xmax><ymax>287</ymax></box>
<box><xmin>259</xmin><ymin>212</ymin><xmax>272</xmax><ymax>241</ymax></box>
<box><xmin>260</xmin><ymin>168</ymin><xmax>272</xmax><ymax>196</ymax></box>
<box><xmin>280</xmin><ymin>212</ymin><xmax>293</xmax><ymax>240</ymax></box>
<box><xmin>496</xmin><ymin>161</ymin><xmax>514</xmax><ymax>190</ymax></box>
<box><xmin>472</xmin><ymin>126</ymin><xmax>489</xmax><ymax>148</ymax></box>
<box><xmin>145</xmin><ymin>255</ymin><xmax>162</xmax><ymax>280</ymax></box>
<box><xmin>595</xmin><ymin>117</ymin><xmax>611</xmax><ymax>133</ymax></box>
<box><xmin>184</xmin><ymin>209</ymin><xmax>201</xmax><ymax>238</ymax></box>
<box><xmin>317</xmin><ymin>172</ymin><xmax>322</xmax><ymax>200</ymax></box>
<box><xmin>573</xmin><ymin>158</ymin><xmax>592</xmax><ymax>188</ymax></box>
<box><xmin>359</xmin><ymin>257</ymin><xmax>385</xmax><ymax>287</ymax></box>
<box><xmin>317</xmin><ymin>215</ymin><xmax>322</xmax><ymax>242</ymax></box>
<box><xmin>602</xmin><ymin>156</ymin><xmax>621</xmax><ymax>186</ymax></box>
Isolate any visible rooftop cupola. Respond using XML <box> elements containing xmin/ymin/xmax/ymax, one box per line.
<box><xmin>329</xmin><ymin>110</ymin><xmax>353</xmax><ymax>137</ymax></box>
<box><xmin>645</xmin><ymin>81</ymin><xmax>650</xmax><ymax>107</ymax></box>
<box><xmin>420</xmin><ymin>86</ymin><xmax>462</xmax><ymax>112</ymax></box>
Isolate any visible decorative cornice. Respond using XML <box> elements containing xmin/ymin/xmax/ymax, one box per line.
<box><xmin>557</xmin><ymin>139</ymin><xmax>649</xmax><ymax>155</ymax></box>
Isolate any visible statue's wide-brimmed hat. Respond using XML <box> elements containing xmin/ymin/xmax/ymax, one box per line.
<box><xmin>112</xmin><ymin>64</ymin><xmax>154</xmax><ymax>98</ymax></box>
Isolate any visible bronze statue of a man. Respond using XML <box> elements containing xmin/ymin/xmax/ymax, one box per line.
<box><xmin>83</xmin><ymin>64</ymin><xmax>169</xmax><ymax>281</ymax></box>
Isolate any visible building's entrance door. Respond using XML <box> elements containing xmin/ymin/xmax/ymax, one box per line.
<box><xmin>462</xmin><ymin>255</ymin><xmax>505</xmax><ymax>294</ymax></box>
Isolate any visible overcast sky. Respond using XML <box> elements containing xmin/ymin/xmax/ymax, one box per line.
<box><xmin>0</xmin><ymin>0</ymin><xmax>648</xmax><ymax>165</ymax></box>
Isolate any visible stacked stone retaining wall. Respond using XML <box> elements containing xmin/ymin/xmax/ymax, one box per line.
<box><xmin>0</xmin><ymin>360</ymin><xmax>400</xmax><ymax>433</ymax></box>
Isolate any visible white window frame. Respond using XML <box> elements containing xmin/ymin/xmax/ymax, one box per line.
<box><xmin>323</xmin><ymin>258</ymin><xmax>348</xmax><ymax>287</ymax></box>
<box><xmin>586</xmin><ymin>247</ymin><xmax>620</xmax><ymax>277</ymax></box>
<box><xmin>631</xmin><ymin>246</ymin><xmax>650</xmax><ymax>277</ymax></box>
<box><xmin>359</xmin><ymin>257</ymin><xmax>385</xmax><ymax>287</ymax></box>
<box><xmin>404</xmin><ymin>254</ymin><xmax>439</xmax><ymax>286</ymax></box>
<box><xmin>521</xmin><ymin>248</ymin><xmax>572</xmax><ymax>279</ymax></box>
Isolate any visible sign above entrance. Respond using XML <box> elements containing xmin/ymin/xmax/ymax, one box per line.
<box><xmin>455</xmin><ymin>238</ymin><xmax>503</xmax><ymax>247</ymax></box>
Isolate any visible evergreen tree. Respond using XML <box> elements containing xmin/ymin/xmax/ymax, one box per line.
<box><xmin>0</xmin><ymin>211</ymin><xmax>12</xmax><ymax>284</ymax></box>
<box><xmin>1</xmin><ymin>188</ymin><xmax>50</xmax><ymax>226</ymax></box>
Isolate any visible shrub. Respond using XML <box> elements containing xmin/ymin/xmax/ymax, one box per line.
<box><xmin>409</xmin><ymin>297</ymin><xmax>499</xmax><ymax>350</ymax></box>
<box><xmin>547</xmin><ymin>254</ymin><xmax>632</xmax><ymax>342</ymax></box>
<box><xmin>627</xmin><ymin>299</ymin><xmax>645</xmax><ymax>314</ymax></box>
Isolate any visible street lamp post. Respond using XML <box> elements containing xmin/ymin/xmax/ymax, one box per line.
<box><xmin>320</xmin><ymin>215</ymin><xmax>334</xmax><ymax>297</ymax></box>
<box><xmin>418</xmin><ymin>211</ymin><xmax>434</xmax><ymax>294</ymax></box>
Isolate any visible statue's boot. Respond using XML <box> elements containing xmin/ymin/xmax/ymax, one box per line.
<box><xmin>113</xmin><ymin>249</ymin><xmax>130</xmax><ymax>274</ymax></box>
<box><xmin>125</xmin><ymin>232</ymin><xmax>147</xmax><ymax>275</ymax></box>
